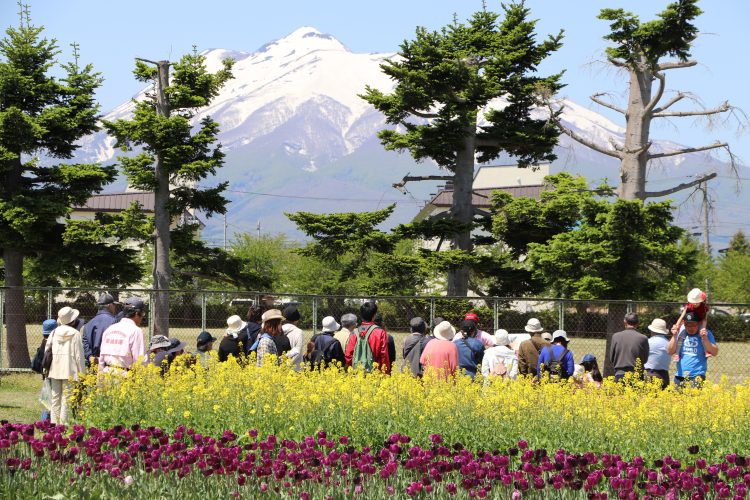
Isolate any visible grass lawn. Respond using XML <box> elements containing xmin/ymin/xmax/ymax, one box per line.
<box><xmin>2</xmin><ymin>329</ymin><xmax>748</xmax><ymax>424</ymax></box>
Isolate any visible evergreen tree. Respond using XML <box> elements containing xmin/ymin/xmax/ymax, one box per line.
<box><xmin>0</xmin><ymin>6</ymin><xmax>113</xmax><ymax>367</ymax></box>
<box><xmin>362</xmin><ymin>3</ymin><xmax>563</xmax><ymax>296</ymax></box>
<box><xmin>726</xmin><ymin>230</ymin><xmax>750</xmax><ymax>256</ymax></box>
<box><xmin>713</xmin><ymin>230</ymin><xmax>750</xmax><ymax>304</ymax></box>
<box><xmin>104</xmin><ymin>49</ymin><xmax>233</xmax><ymax>337</ymax></box>
<box><xmin>548</xmin><ymin>0</ymin><xmax>737</xmax><ymax>200</ymax></box>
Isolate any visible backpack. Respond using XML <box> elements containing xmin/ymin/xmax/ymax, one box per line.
<box><xmin>542</xmin><ymin>345</ymin><xmax>569</xmax><ymax>379</ymax></box>
<box><xmin>308</xmin><ymin>334</ymin><xmax>338</xmax><ymax>370</ymax></box>
<box><xmin>352</xmin><ymin>325</ymin><xmax>377</xmax><ymax>372</ymax></box>
<box><xmin>31</xmin><ymin>338</ymin><xmax>47</xmax><ymax>374</ymax></box>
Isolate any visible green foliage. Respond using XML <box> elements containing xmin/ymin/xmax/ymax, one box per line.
<box><xmin>362</xmin><ymin>3</ymin><xmax>563</xmax><ymax>169</ymax></box>
<box><xmin>598</xmin><ymin>0</ymin><xmax>702</xmax><ymax>67</ymax></box>
<box><xmin>0</xmin><ymin>9</ymin><xmax>120</xmax><ymax>275</ymax></box>
<box><xmin>713</xmin><ymin>235</ymin><xmax>750</xmax><ymax>305</ymax></box>
<box><xmin>527</xmin><ymin>198</ymin><xmax>693</xmax><ymax>300</ymax></box>
<box><xmin>727</xmin><ymin>230</ymin><xmax>750</xmax><ymax>256</ymax></box>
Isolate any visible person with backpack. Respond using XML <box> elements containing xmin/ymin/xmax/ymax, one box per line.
<box><xmin>31</xmin><ymin>319</ymin><xmax>58</xmax><ymax>421</ymax></box>
<box><xmin>537</xmin><ymin>330</ymin><xmax>575</xmax><ymax>381</ymax></box>
<box><xmin>219</xmin><ymin>315</ymin><xmax>250</xmax><ymax>362</ymax></box>
<box><xmin>403</xmin><ymin>317</ymin><xmax>432</xmax><ymax>377</ymax></box>
<box><xmin>307</xmin><ymin>316</ymin><xmax>346</xmax><ymax>370</ymax></box>
<box><xmin>282</xmin><ymin>305</ymin><xmax>305</xmax><ymax>370</ymax></box>
<box><xmin>454</xmin><ymin>319</ymin><xmax>484</xmax><ymax>378</ymax></box>
<box><xmin>517</xmin><ymin>318</ymin><xmax>551</xmax><ymax>378</ymax></box>
<box><xmin>344</xmin><ymin>302</ymin><xmax>391</xmax><ymax>374</ymax></box>
<box><xmin>243</xmin><ymin>304</ymin><xmax>265</xmax><ymax>355</ymax></box>
<box><xmin>374</xmin><ymin>313</ymin><xmax>397</xmax><ymax>369</ymax></box>
<box><xmin>481</xmin><ymin>329</ymin><xmax>518</xmax><ymax>381</ymax></box>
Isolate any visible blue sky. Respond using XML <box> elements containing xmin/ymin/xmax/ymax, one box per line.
<box><xmin>3</xmin><ymin>0</ymin><xmax>748</xmax><ymax>165</ymax></box>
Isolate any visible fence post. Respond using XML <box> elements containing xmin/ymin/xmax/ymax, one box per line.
<box><xmin>312</xmin><ymin>296</ymin><xmax>318</xmax><ymax>336</ymax></box>
<box><xmin>626</xmin><ymin>300</ymin><xmax>634</xmax><ymax>314</ymax></box>
<box><xmin>47</xmin><ymin>288</ymin><xmax>53</xmax><ymax>319</ymax></box>
<box><xmin>429</xmin><ymin>297</ymin><xmax>436</xmax><ymax>328</ymax></box>
<box><xmin>493</xmin><ymin>298</ymin><xmax>499</xmax><ymax>332</ymax></box>
<box><xmin>558</xmin><ymin>299</ymin><xmax>565</xmax><ymax>331</ymax></box>
<box><xmin>201</xmin><ymin>292</ymin><xmax>207</xmax><ymax>331</ymax></box>
<box><xmin>0</xmin><ymin>288</ymin><xmax>4</xmax><ymax>370</ymax></box>
<box><xmin>148</xmin><ymin>290</ymin><xmax>154</xmax><ymax>341</ymax></box>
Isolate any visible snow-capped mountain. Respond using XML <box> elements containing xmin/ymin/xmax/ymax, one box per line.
<box><xmin>76</xmin><ymin>27</ymin><xmax>746</xmax><ymax>249</ymax></box>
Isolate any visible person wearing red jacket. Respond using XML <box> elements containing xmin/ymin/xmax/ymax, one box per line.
<box><xmin>344</xmin><ymin>302</ymin><xmax>391</xmax><ymax>374</ymax></box>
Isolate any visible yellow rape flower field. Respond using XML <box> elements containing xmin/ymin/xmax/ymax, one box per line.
<box><xmin>73</xmin><ymin>355</ymin><xmax>750</xmax><ymax>462</ymax></box>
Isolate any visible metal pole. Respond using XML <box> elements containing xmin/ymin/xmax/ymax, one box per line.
<box><xmin>0</xmin><ymin>288</ymin><xmax>4</xmax><ymax>370</ymax></box>
<box><xmin>312</xmin><ymin>296</ymin><xmax>318</xmax><ymax>336</ymax></box>
<box><xmin>558</xmin><ymin>299</ymin><xmax>565</xmax><ymax>331</ymax></box>
<box><xmin>47</xmin><ymin>288</ymin><xmax>53</xmax><ymax>320</ymax></box>
<box><xmin>201</xmin><ymin>292</ymin><xmax>207</xmax><ymax>331</ymax></box>
<box><xmin>429</xmin><ymin>297</ymin><xmax>436</xmax><ymax>328</ymax></box>
<box><xmin>493</xmin><ymin>298</ymin><xmax>499</xmax><ymax>332</ymax></box>
<box><xmin>148</xmin><ymin>290</ymin><xmax>154</xmax><ymax>341</ymax></box>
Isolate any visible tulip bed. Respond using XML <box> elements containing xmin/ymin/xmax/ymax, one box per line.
<box><xmin>1</xmin><ymin>421</ymin><xmax>749</xmax><ymax>499</ymax></box>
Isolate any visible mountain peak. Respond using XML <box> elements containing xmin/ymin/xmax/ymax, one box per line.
<box><xmin>255</xmin><ymin>26</ymin><xmax>348</xmax><ymax>55</ymax></box>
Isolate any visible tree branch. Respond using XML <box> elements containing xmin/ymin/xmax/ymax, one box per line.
<box><xmin>409</xmin><ymin>109</ymin><xmax>439</xmax><ymax>119</ymax></box>
<box><xmin>553</xmin><ymin>116</ymin><xmax>623</xmax><ymax>159</ymax></box>
<box><xmin>135</xmin><ymin>57</ymin><xmax>160</xmax><ymax>65</ymax></box>
<box><xmin>393</xmin><ymin>174</ymin><xmax>454</xmax><ymax>193</ymax></box>
<box><xmin>657</xmin><ymin>60</ymin><xmax>697</xmax><ymax>71</ymax></box>
<box><xmin>649</xmin><ymin>141</ymin><xmax>727</xmax><ymax>159</ymax></box>
<box><xmin>590</xmin><ymin>93</ymin><xmax>625</xmax><ymax>114</ymax></box>
<box><xmin>644</xmin><ymin>72</ymin><xmax>665</xmax><ymax>115</ymax></box>
<box><xmin>643</xmin><ymin>172</ymin><xmax>717</xmax><ymax>198</ymax></box>
<box><xmin>609</xmin><ymin>58</ymin><xmax>629</xmax><ymax>68</ymax></box>
<box><xmin>653</xmin><ymin>101</ymin><xmax>731</xmax><ymax>118</ymax></box>
<box><xmin>652</xmin><ymin>92</ymin><xmax>686</xmax><ymax>113</ymax></box>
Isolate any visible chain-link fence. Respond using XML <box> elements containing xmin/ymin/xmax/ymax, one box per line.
<box><xmin>3</xmin><ymin>287</ymin><xmax>749</xmax><ymax>382</ymax></box>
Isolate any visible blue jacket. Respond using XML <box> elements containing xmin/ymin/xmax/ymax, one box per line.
<box><xmin>537</xmin><ymin>344</ymin><xmax>575</xmax><ymax>379</ymax></box>
<box><xmin>83</xmin><ymin>309</ymin><xmax>117</xmax><ymax>364</ymax></box>
<box><xmin>454</xmin><ymin>337</ymin><xmax>484</xmax><ymax>377</ymax></box>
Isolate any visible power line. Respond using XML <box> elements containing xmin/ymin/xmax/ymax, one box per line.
<box><xmin>218</xmin><ymin>187</ymin><xmax>423</xmax><ymax>204</ymax></box>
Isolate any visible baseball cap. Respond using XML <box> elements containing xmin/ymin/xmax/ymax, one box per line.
<box><xmin>123</xmin><ymin>296</ymin><xmax>146</xmax><ymax>311</ymax></box>
<box><xmin>196</xmin><ymin>331</ymin><xmax>217</xmax><ymax>346</ymax></box>
<box><xmin>464</xmin><ymin>312</ymin><xmax>479</xmax><ymax>322</ymax></box>
<box><xmin>581</xmin><ymin>353</ymin><xmax>597</xmax><ymax>364</ymax></box>
<box><xmin>42</xmin><ymin>319</ymin><xmax>57</xmax><ymax>336</ymax></box>
<box><xmin>684</xmin><ymin>311</ymin><xmax>700</xmax><ymax>323</ymax></box>
<box><xmin>97</xmin><ymin>292</ymin><xmax>117</xmax><ymax>306</ymax></box>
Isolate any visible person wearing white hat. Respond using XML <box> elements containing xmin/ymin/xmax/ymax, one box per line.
<box><xmin>255</xmin><ymin>309</ymin><xmax>285</xmax><ymax>366</ymax></box>
<box><xmin>517</xmin><ymin>318</ymin><xmax>551</xmax><ymax>378</ymax></box>
<box><xmin>306</xmin><ymin>316</ymin><xmax>346</xmax><ymax>369</ymax></box>
<box><xmin>419</xmin><ymin>321</ymin><xmax>458</xmax><ymax>380</ymax></box>
<box><xmin>537</xmin><ymin>330</ymin><xmax>575</xmax><ymax>380</ymax></box>
<box><xmin>481</xmin><ymin>329</ymin><xmax>518</xmax><ymax>380</ymax></box>
<box><xmin>218</xmin><ymin>315</ymin><xmax>249</xmax><ymax>362</ymax></box>
<box><xmin>644</xmin><ymin>318</ymin><xmax>671</xmax><ymax>389</ymax></box>
<box><xmin>44</xmin><ymin>307</ymin><xmax>85</xmax><ymax>424</ymax></box>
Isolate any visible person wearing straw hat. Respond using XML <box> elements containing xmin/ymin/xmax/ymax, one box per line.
<box><xmin>253</xmin><ymin>309</ymin><xmax>285</xmax><ymax>366</ymax></box>
<box><xmin>481</xmin><ymin>329</ymin><xmax>518</xmax><ymax>380</ymax></box>
<box><xmin>218</xmin><ymin>315</ymin><xmax>249</xmax><ymax>362</ymax></box>
<box><xmin>419</xmin><ymin>321</ymin><xmax>458</xmax><ymax>380</ymax></box>
<box><xmin>98</xmin><ymin>297</ymin><xmax>148</xmax><ymax>373</ymax></box>
<box><xmin>644</xmin><ymin>318</ymin><xmax>672</xmax><ymax>389</ymax></box>
<box><xmin>44</xmin><ymin>307</ymin><xmax>85</xmax><ymax>424</ymax></box>
<box><xmin>517</xmin><ymin>318</ymin><xmax>551</xmax><ymax>378</ymax></box>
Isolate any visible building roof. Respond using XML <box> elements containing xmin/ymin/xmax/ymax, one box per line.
<box><xmin>429</xmin><ymin>185</ymin><xmax>545</xmax><ymax>208</ymax></box>
<box><xmin>74</xmin><ymin>191</ymin><xmax>155</xmax><ymax>213</ymax></box>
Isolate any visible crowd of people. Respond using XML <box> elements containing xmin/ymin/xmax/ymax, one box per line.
<box><xmin>31</xmin><ymin>288</ymin><xmax>719</xmax><ymax>425</ymax></box>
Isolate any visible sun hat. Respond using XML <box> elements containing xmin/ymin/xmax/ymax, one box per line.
<box><xmin>581</xmin><ymin>353</ymin><xmax>597</xmax><ymax>364</ymax></box>
<box><xmin>42</xmin><ymin>319</ymin><xmax>57</xmax><ymax>336</ymax></box>
<box><xmin>541</xmin><ymin>332</ymin><xmax>552</xmax><ymax>342</ymax></box>
<box><xmin>687</xmin><ymin>288</ymin><xmax>705</xmax><ymax>305</ymax></box>
<box><xmin>226</xmin><ymin>315</ymin><xmax>247</xmax><ymax>336</ymax></box>
<box><xmin>166</xmin><ymin>338</ymin><xmax>187</xmax><ymax>354</ymax></box>
<box><xmin>464</xmin><ymin>312</ymin><xmax>479</xmax><ymax>322</ymax></box>
<box><xmin>433</xmin><ymin>321</ymin><xmax>456</xmax><ymax>341</ymax></box>
<box><xmin>149</xmin><ymin>335</ymin><xmax>172</xmax><ymax>351</ymax></box>
<box><xmin>552</xmin><ymin>329</ymin><xmax>569</xmax><ymax>342</ymax></box>
<box><xmin>647</xmin><ymin>318</ymin><xmax>669</xmax><ymax>335</ymax></box>
<box><xmin>322</xmin><ymin>316</ymin><xmax>340</xmax><ymax>332</ymax></box>
<box><xmin>196</xmin><ymin>331</ymin><xmax>217</xmax><ymax>346</ymax></box>
<box><xmin>282</xmin><ymin>305</ymin><xmax>301</xmax><ymax>322</ymax></box>
<box><xmin>57</xmin><ymin>306</ymin><xmax>80</xmax><ymax>326</ymax></box>
<box><xmin>261</xmin><ymin>309</ymin><xmax>285</xmax><ymax>328</ymax></box>
<box><xmin>524</xmin><ymin>318</ymin><xmax>544</xmax><ymax>333</ymax></box>
<box><xmin>493</xmin><ymin>329</ymin><xmax>510</xmax><ymax>347</ymax></box>
<box><xmin>508</xmin><ymin>333</ymin><xmax>530</xmax><ymax>351</ymax></box>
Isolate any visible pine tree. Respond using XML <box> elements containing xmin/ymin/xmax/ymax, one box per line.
<box><xmin>104</xmin><ymin>48</ymin><xmax>234</xmax><ymax>337</ymax></box>
<box><xmin>0</xmin><ymin>5</ymin><xmax>113</xmax><ymax>367</ymax></box>
<box><xmin>548</xmin><ymin>0</ymin><xmax>738</xmax><ymax>200</ymax></box>
<box><xmin>361</xmin><ymin>3</ymin><xmax>563</xmax><ymax>296</ymax></box>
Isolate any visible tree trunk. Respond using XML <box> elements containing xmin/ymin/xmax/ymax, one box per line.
<box><xmin>447</xmin><ymin>124</ymin><xmax>476</xmax><ymax>296</ymax></box>
<box><xmin>618</xmin><ymin>59</ymin><xmax>653</xmax><ymax>200</ymax></box>
<box><xmin>3</xmin><ymin>248</ymin><xmax>29</xmax><ymax>368</ymax></box>
<box><xmin>152</xmin><ymin>60</ymin><xmax>172</xmax><ymax>337</ymax></box>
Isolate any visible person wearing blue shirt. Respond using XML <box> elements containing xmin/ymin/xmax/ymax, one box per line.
<box><xmin>644</xmin><ymin>318</ymin><xmax>672</xmax><ymax>389</ymax></box>
<box><xmin>454</xmin><ymin>319</ymin><xmax>484</xmax><ymax>378</ymax></box>
<box><xmin>538</xmin><ymin>330</ymin><xmax>575</xmax><ymax>380</ymax></box>
<box><xmin>82</xmin><ymin>292</ymin><xmax>119</xmax><ymax>367</ymax></box>
<box><xmin>667</xmin><ymin>311</ymin><xmax>718</xmax><ymax>387</ymax></box>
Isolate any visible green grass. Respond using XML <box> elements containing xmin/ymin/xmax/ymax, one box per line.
<box><xmin>0</xmin><ymin>372</ymin><xmax>44</xmax><ymax>424</ymax></box>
